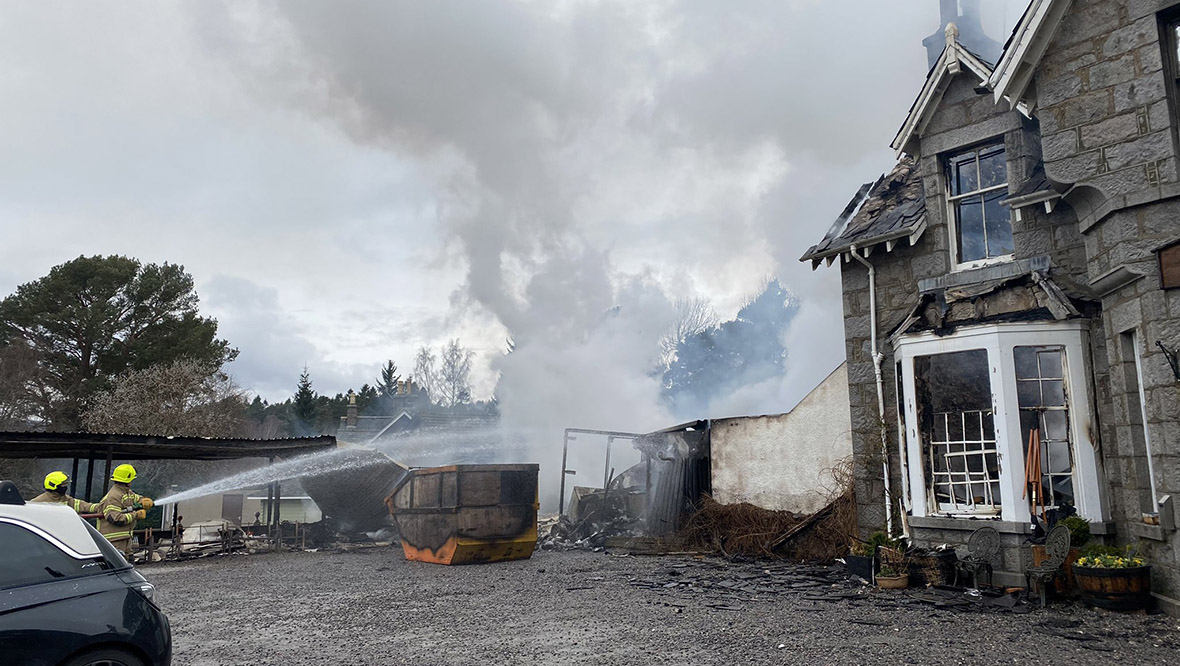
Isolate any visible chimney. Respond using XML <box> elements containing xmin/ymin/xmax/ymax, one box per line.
<box><xmin>346</xmin><ymin>390</ymin><xmax>358</xmax><ymax>429</ymax></box>
<box><xmin>922</xmin><ymin>0</ymin><xmax>1001</xmax><ymax>70</ymax></box>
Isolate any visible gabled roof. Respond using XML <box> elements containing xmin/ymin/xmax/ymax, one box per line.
<box><xmin>989</xmin><ymin>0</ymin><xmax>1072</xmax><ymax>114</ymax></box>
<box><xmin>800</xmin><ymin>158</ymin><xmax>926</xmax><ymax>269</ymax></box>
<box><xmin>892</xmin><ymin>23</ymin><xmax>996</xmax><ymax>157</ymax></box>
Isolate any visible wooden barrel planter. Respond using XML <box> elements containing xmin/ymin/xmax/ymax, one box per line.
<box><xmin>1074</xmin><ymin>566</ymin><xmax>1152</xmax><ymax>611</ymax></box>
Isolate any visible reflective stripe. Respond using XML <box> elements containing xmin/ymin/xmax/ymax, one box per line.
<box><xmin>104</xmin><ymin>531</ymin><xmax>132</xmax><ymax>541</ymax></box>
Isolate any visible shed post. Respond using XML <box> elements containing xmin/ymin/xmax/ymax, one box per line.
<box><xmin>84</xmin><ymin>448</ymin><xmax>95</xmax><ymax>502</ymax></box>
<box><xmin>272</xmin><ymin>480</ymin><xmax>282</xmax><ymax>552</ymax></box>
<box><xmin>70</xmin><ymin>457</ymin><xmax>80</xmax><ymax>497</ymax></box>
<box><xmin>102</xmin><ymin>447</ymin><xmax>113</xmax><ymax>494</ymax></box>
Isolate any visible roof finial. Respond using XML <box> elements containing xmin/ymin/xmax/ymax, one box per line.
<box><xmin>945</xmin><ymin>21</ymin><xmax>959</xmax><ymax>46</ymax></box>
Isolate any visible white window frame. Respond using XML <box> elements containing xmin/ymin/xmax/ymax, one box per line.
<box><xmin>894</xmin><ymin>321</ymin><xmax>1108</xmax><ymax>523</ymax></box>
<box><xmin>945</xmin><ymin>142</ymin><xmax>1015</xmax><ymax>271</ymax></box>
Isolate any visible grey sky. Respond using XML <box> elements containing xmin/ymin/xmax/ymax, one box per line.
<box><xmin>0</xmin><ymin>1</ymin><xmax>1027</xmax><ymax>429</ymax></box>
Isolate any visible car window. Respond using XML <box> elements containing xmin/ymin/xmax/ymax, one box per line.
<box><xmin>0</xmin><ymin>522</ymin><xmax>110</xmax><ymax>589</ymax></box>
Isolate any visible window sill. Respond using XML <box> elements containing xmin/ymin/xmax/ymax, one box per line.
<box><xmin>918</xmin><ymin>255</ymin><xmax>1050</xmax><ymax>293</ymax></box>
<box><xmin>1128</xmin><ymin>522</ymin><xmax>1169</xmax><ymax>542</ymax></box>
<box><xmin>1089</xmin><ymin>520</ymin><xmax>1117</xmax><ymax>536</ymax></box>
<box><xmin>953</xmin><ymin>255</ymin><xmax>1016</xmax><ymax>273</ymax></box>
<box><xmin>909</xmin><ymin>515</ymin><xmax>1032</xmax><ymax>535</ymax></box>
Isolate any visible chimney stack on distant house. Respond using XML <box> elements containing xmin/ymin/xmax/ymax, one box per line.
<box><xmin>922</xmin><ymin>0</ymin><xmax>1002</xmax><ymax>69</ymax></box>
<box><xmin>346</xmin><ymin>390</ymin><xmax>358</xmax><ymax>429</ymax></box>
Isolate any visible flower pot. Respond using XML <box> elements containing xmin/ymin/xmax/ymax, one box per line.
<box><xmin>845</xmin><ymin>554</ymin><xmax>875</xmax><ymax>581</ymax></box>
<box><xmin>876</xmin><ymin>574</ymin><xmax>909</xmax><ymax>590</ymax></box>
<box><xmin>1075</xmin><ymin>565</ymin><xmax>1152</xmax><ymax>611</ymax></box>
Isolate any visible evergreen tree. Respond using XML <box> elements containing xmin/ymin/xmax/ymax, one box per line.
<box><xmin>356</xmin><ymin>383</ymin><xmax>378</xmax><ymax>414</ymax></box>
<box><xmin>0</xmin><ymin>255</ymin><xmax>237</xmax><ymax>428</ymax></box>
<box><xmin>377</xmin><ymin>360</ymin><xmax>400</xmax><ymax>398</ymax></box>
<box><xmin>374</xmin><ymin>359</ymin><xmax>401</xmax><ymax>414</ymax></box>
<box><xmin>292</xmin><ymin>366</ymin><xmax>317</xmax><ymax>435</ymax></box>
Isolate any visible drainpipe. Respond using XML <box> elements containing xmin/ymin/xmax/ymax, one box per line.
<box><xmin>849</xmin><ymin>244</ymin><xmax>893</xmax><ymax>536</ymax></box>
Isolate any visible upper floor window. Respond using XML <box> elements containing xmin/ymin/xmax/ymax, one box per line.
<box><xmin>947</xmin><ymin>143</ymin><xmax>1013</xmax><ymax>267</ymax></box>
<box><xmin>1162</xmin><ymin>12</ymin><xmax>1180</xmax><ymax>146</ymax></box>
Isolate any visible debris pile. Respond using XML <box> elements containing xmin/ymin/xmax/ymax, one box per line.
<box><xmin>680</xmin><ymin>497</ymin><xmax>802</xmax><ymax>558</ymax></box>
<box><xmin>538</xmin><ymin>495</ymin><xmax>641</xmax><ymax>551</ymax></box>
<box><xmin>679</xmin><ymin>489</ymin><xmax>856</xmax><ymax>562</ymax></box>
<box><xmin>620</xmin><ymin>555</ymin><xmax>1038</xmax><ymax>617</ymax></box>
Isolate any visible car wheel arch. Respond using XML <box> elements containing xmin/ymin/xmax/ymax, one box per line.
<box><xmin>56</xmin><ymin>641</ymin><xmax>149</xmax><ymax>666</ymax></box>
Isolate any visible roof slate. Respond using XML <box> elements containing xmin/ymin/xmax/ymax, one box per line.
<box><xmin>800</xmin><ymin>158</ymin><xmax>926</xmax><ymax>263</ymax></box>
<box><xmin>1001</xmin><ymin>161</ymin><xmax>1058</xmax><ymax>206</ymax></box>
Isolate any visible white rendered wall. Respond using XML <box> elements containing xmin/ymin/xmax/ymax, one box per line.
<box><xmin>710</xmin><ymin>363</ymin><xmax>853</xmax><ymax>514</ymax></box>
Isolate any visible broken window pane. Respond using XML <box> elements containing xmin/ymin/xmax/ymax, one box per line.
<box><xmin>957</xmin><ymin>195</ymin><xmax>986</xmax><ymax>262</ymax></box>
<box><xmin>979</xmin><ymin>145</ymin><xmax>1006</xmax><ymax>189</ymax></box>
<box><xmin>955</xmin><ymin>154</ymin><xmax>979</xmax><ymax>195</ymax></box>
<box><xmin>915</xmin><ymin>349</ymin><xmax>999</xmax><ymax>513</ymax></box>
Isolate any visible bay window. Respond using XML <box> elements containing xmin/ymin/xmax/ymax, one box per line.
<box><xmin>896</xmin><ymin>321</ymin><xmax>1108</xmax><ymax>524</ymax></box>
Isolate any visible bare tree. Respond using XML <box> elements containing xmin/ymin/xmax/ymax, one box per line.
<box><xmin>437</xmin><ymin>339</ymin><xmax>474</xmax><ymax>407</ymax></box>
<box><xmin>82</xmin><ymin>359</ymin><xmax>246</xmax><ymax>437</ymax></box>
<box><xmin>660</xmin><ymin>298</ymin><xmax>719</xmax><ymax>368</ymax></box>
<box><xmin>413</xmin><ymin>346</ymin><xmax>439</xmax><ymax>403</ymax></box>
<box><xmin>413</xmin><ymin>341</ymin><xmax>475</xmax><ymax>407</ymax></box>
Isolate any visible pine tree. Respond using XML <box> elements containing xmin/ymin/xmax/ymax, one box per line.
<box><xmin>377</xmin><ymin>360</ymin><xmax>400</xmax><ymax>398</ymax></box>
<box><xmin>292</xmin><ymin>366</ymin><xmax>317</xmax><ymax>436</ymax></box>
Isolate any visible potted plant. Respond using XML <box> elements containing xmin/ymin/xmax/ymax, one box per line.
<box><xmin>875</xmin><ymin>563</ymin><xmax>909</xmax><ymax>589</ymax></box>
<box><xmin>1074</xmin><ymin>545</ymin><xmax>1152</xmax><ymax>611</ymax></box>
<box><xmin>1058</xmin><ymin>516</ymin><xmax>1091</xmax><ymax>592</ymax></box>
<box><xmin>845</xmin><ymin>531</ymin><xmax>890</xmax><ymax>581</ymax></box>
<box><xmin>876</xmin><ymin>544</ymin><xmax>909</xmax><ymax>589</ymax></box>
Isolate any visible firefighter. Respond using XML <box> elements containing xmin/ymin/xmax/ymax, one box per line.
<box><xmin>29</xmin><ymin>471</ymin><xmax>102</xmax><ymax>514</ymax></box>
<box><xmin>96</xmin><ymin>464</ymin><xmax>155</xmax><ymax>556</ymax></box>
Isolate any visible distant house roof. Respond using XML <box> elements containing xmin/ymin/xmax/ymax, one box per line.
<box><xmin>800</xmin><ymin>158</ymin><xmax>927</xmax><ymax>268</ymax></box>
<box><xmin>893</xmin><ymin>23</ymin><xmax>997</xmax><ymax>156</ymax></box>
<box><xmin>337</xmin><ymin>413</ymin><xmax>414</xmax><ymax>445</ymax></box>
<box><xmin>337</xmin><ymin>409</ymin><xmax>499</xmax><ymax>447</ymax></box>
<box><xmin>990</xmin><ymin>0</ymin><xmax>1072</xmax><ymax>114</ymax></box>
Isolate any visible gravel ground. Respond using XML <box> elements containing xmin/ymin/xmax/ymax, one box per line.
<box><xmin>144</xmin><ymin>548</ymin><xmax>1180</xmax><ymax>665</ymax></box>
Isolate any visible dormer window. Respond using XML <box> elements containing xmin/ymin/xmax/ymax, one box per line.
<box><xmin>947</xmin><ymin>143</ymin><xmax>1013</xmax><ymax>267</ymax></box>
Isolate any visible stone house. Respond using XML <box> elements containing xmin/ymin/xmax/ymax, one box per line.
<box><xmin>801</xmin><ymin>0</ymin><xmax>1180</xmax><ymax>612</ymax></box>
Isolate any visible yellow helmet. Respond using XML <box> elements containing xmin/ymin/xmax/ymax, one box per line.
<box><xmin>44</xmin><ymin>471</ymin><xmax>69</xmax><ymax>492</ymax></box>
<box><xmin>111</xmin><ymin>464</ymin><xmax>137</xmax><ymax>484</ymax></box>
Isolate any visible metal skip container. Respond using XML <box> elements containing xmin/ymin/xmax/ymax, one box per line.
<box><xmin>385</xmin><ymin>464</ymin><xmax>539</xmax><ymax>565</ymax></box>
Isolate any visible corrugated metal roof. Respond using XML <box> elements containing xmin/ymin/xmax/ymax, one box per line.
<box><xmin>299</xmin><ymin>447</ymin><xmax>408</xmax><ymax>532</ymax></box>
<box><xmin>800</xmin><ymin>158</ymin><xmax>926</xmax><ymax>266</ymax></box>
<box><xmin>0</xmin><ymin>431</ymin><xmax>336</xmax><ymax>460</ymax></box>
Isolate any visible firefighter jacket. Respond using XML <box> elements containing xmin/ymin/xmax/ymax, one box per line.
<box><xmin>30</xmin><ymin>491</ymin><xmax>101</xmax><ymax>514</ymax></box>
<box><xmin>96</xmin><ymin>482</ymin><xmax>144</xmax><ymax>543</ymax></box>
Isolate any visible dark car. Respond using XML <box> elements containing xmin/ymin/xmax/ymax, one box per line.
<box><xmin>0</xmin><ymin>480</ymin><xmax>171</xmax><ymax>666</ymax></box>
